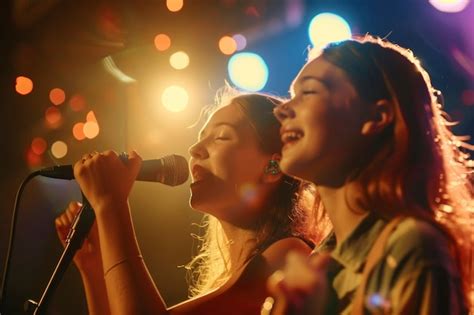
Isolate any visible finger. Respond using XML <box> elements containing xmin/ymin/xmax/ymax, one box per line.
<box><xmin>127</xmin><ymin>150</ymin><xmax>143</xmax><ymax>178</ymax></box>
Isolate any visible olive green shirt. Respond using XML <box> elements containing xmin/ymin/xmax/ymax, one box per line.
<box><xmin>314</xmin><ymin>215</ymin><xmax>467</xmax><ymax>314</ymax></box>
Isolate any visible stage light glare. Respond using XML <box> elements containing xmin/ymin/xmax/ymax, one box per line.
<box><xmin>49</xmin><ymin>88</ymin><xmax>66</xmax><ymax>105</ymax></box>
<box><xmin>170</xmin><ymin>51</ymin><xmax>190</xmax><ymax>70</ymax></box>
<box><xmin>31</xmin><ymin>137</ymin><xmax>47</xmax><ymax>155</ymax></box>
<box><xmin>15</xmin><ymin>76</ymin><xmax>33</xmax><ymax>95</ymax></box>
<box><xmin>429</xmin><ymin>0</ymin><xmax>470</xmax><ymax>12</ymax></box>
<box><xmin>233</xmin><ymin>34</ymin><xmax>247</xmax><ymax>51</ymax></box>
<box><xmin>162</xmin><ymin>85</ymin><xmax>188</xmax><ymax>112</ymax></box>
<box><xmin>51</xmin><ymin>141</ymin><xmax>68</xmax><ymax>159</ymax></box>
<box><xmin>45</xmin><ymin>106</ymin><xmax>62</xmax><ymax>128</ymax></box>
<box><xmin>83</xmin><ymin>121</ymin><xmax>100</xmax><ymax>139</ymax></box>
<box><xmin>154</xmin><ymin>34</ymin><xmax>171</xmax><ymax>51</ymax></box>
<box><xmin>219</xmin><ymin>36</ymin><xmax>237</xmax><ymax>55</ymax></box>
<box><xmin>308</xmin><ymin>13</ymin><xmax>351</xmax><ymax>50</ymax></box>
<box><xmin>228</xmin><ymin>52</ymin><xmax>268</xmax><ymax>92</ymax></box>
<box><xmin>73</xmin><ymin>122</ymin><xmax>86</xmax><ymax>140</ymax></box>
<box><xmin>166</xmin><ymin>0</ymin><xmax>184</xmax><ymax>12</ymax></box>
<box><xmin>69</xmin><ymin>94</ymin><xmax>86</xmax><ymax>111</ymax></box>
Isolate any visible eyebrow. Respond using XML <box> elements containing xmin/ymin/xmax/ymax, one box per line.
<box><xmin>198</xmin><ymin>122</ymin><xmax>238</xmax><ymax>139</ymax></box>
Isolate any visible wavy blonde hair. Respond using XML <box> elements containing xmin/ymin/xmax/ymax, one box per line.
<box><xmin>308</xmin><ymin>35</ymin><xmax>473</xmax><ymax>308</ymax></box>
<box><xmin>185</xmin><ymin>88</ymin><xmax>317</xmax><ymax>297</ymax></box>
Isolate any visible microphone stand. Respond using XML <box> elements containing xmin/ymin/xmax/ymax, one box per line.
<box><xmin>25</xmin><ymin>196</ymin><xmax>96</xmax><ymax>315</ymax></box>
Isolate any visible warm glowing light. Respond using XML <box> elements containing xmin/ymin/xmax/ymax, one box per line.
<box><xmin>83</xmin><ymin>121</ymin><xmax>100</xmax><ymax>139</ymax></box>
<box><xmin>69</xmin><ymin>94</ymin><xmax>86</xmax><ymax>111</ymax></box>
<box><xmin>51</xmin><ymin>141</ymin><xmax>68</xmax><ymax>159</ymax></box>
<box><xmin>73</xmin><ymin>122</ymin><xmax>86</xmax><ymax>140</ymax></box>
<box><xmin>166</xmin><ymin>0</ymin><xmax>184</xmax><ymax>12</ymax></box>
<box><xmin>31</xmin><ymin>137</ymin><xmax>47</xmax><ymax>155</ymax></box>
<box><xmin>154</xmin><ymin>34</ymin><xmax>171</xmax><ymax>51</ymax></box>
<box><xmin>308</xmin><ymin>13</ymin><xmax>351</xmax><ymax>50</ymax></box>
<box><xmin>26</xmin><ymin>148</ymin><xmax>42</xmax><ymax>167</ymax></box>
<box><xmin>86</xmin><ymin>110</ymin><xmax>97</xmax><ymax>122</ymax></box>
<box><xmin>45</xmin><ymin>106</ymin><xmax>62</xmax><ymax>128</ymax></box>
<box><xmin>49</xmin><ymin>88</ymin><xmax>66</xmax><ymax>105</ymax></box>
<box><xmin>219</xmin><ymin>36</ymin><xmax>237</xmax><ymax>55</ymax></box>
<box><xmin>169</xmin><ymin>51</ymin><xmax>190</xmax><ymax>70</ymax></box>
<box><xmin>233</xmin><ymin>34</ymin><xmax>247</xmax><ymax>51</ymax></box>
<box><xmin>228</xmin><ymin>52</ymin><xmax>269</xmax><ymax>92</ymax></box>
<box><xmin>15</xmin><ymin>76</ymin><xmax>33</xmax><ymax>95</ymax></box>
<box><xmin>429</xmin><ymin>0</ymin><xmax>470</xmax><ymax>12</ymax></box>
<box><xmin>161</xmin><ymin>85</ymin><xmax>188</xmax><ymax>112</ymax></box>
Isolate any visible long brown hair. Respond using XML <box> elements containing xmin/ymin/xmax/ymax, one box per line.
<box><xmin>186</xmin><ymin>88</ymin><xmax>316</xmax><ymax>297</ymax></box>
<box><xmin>312</xmin><ymin>35</ymin><xmax>473</xmax><ymax>307</ymax></box>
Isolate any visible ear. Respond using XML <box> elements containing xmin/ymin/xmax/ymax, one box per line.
<box><xmin>262</xmin><ymin>153</ymin><xmax>283</xmax><ymax>184</ymax></box>
<box><xmin>361</xmin><ymin>99</ymin><xmax>394</xmax><ymax>136</ymax></box>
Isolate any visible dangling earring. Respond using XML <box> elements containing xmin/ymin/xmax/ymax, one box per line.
<box><xmin>264</xmin><ymin>160</ymin><xmax>280</xmax><ymax>175</ymax></box>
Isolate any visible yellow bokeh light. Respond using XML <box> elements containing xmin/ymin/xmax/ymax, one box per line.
<box><xmin>51</xmin><ymin>141</ymin><xmax>68</xmax><ymax>159</ymax></box>
<box><xmin>49</xmin><ymin>88</ymin><xmax>66</xmax><ymax>105</ymax></box>
<box><xmin>154</xmin><ymin>34</ymin><xmax>171</xmax><ymax>51</ymax></box>
<box><xmin>166</xmin><ymin>0</ymin><xmax>184</xmax><ymax>12</ymax></box>
<box><xmin>83</xmin><ymin>121</ymin><xmax>100</xmax><ymax>139</ymax></box>
<box><xmin>169</xmin><ymin>51</ymin><xmax>190</xmax><ymax>70</ymax></box>
<box><xmin>162</xmin><ymin>85</ymin><xmax>188</xmax><ymax>112</ymax></box>
<box><xmin>15</xmin><ymin>76</ymin><xmax>33</xmax><ymax>95</ymax></box>
<box><xmin>86</xmin><ymin>110</ymin><xmax>97</xmax><ymax>122</ymax></box>
<box><xmin>218</xmin><ymin>36</ymin><xmax>237</xmax><ymax>55</ymax></box>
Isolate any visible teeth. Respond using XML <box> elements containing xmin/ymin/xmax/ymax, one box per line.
<box><xmin>282</xmin><ymin>131</ymin><xmax>303</xmax><ymax>143</ymax></box>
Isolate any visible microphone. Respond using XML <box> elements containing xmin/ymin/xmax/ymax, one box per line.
<box><xmin>36</xmin><ymin>154</ymin><xmax>189</xmax><ymax>186</ymax></box>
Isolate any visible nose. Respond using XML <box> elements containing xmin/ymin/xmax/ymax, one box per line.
<box><xmin>188</xmin><ymin>140</ymin><xmax>208</xmax><ymax>160</ymax></box>
<box><xmin>273</xmin><ymin>101</ymin><xmax>295</xmax><ymax>122</ymax></box>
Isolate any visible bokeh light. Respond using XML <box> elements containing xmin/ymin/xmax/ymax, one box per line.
<box><xmin>429</xmin><ymin>0</ymin><xmax>470</xmax><ymax>13</ymax></box>
<box><xmin>462</xmin><ymin>89</ymin><xmax>474</xmax><ymax>106</ymax></box>
<box><xmin>154</xmin><ymin>34</ymin><xmax>171</xmax><ymax>51</ymax></box>
<box><xmin>15</xmin><ymin>76</ymin><xmax>33</xmax><ymax>95</ymax></box>
<box><xmin>219</xmin><ymin>36</ymin><xmax>237</xmax><ymax>55</ymax></box>
<box><xmin>45</xmin><ymin>106</ymin><xmax>62</xmax><ymax>128</ymax></box>
<box><xmin>69</xmin><ymin>94</ymin><xmax>86</xmax><ymax>111</ymax></box>
<box><xmin>31</xmin><ymin>137</ymin><xmax>47</xmax><ymax>155</ymax></box>
<box><xmin>228</xmin><ymin>52</ymin><xmax>269</xmax><ymax>92</ymax></box>
<box><xmin>308</xmin><ymin>13</ymin><xmax>352</xmax><ymax>50</ymax></box>
<box><xmin>166</xmin><ymin>0</ymin><xmax>184</xmax><ymax>12</ymax></box>
<box><xmin>83</xmin><ymin>121</ymin><xmax>100</xmax><ymax>139</ymax></box>
<box><xmin>232</xmin><ymin>34</ymin><xmax>247</xmax><ymax>51</ymax></box>
<box><xmin>162</xmin><ymin>85</ymin><xmax>188</xmax><ymax>112</ymax></box>
<box><xmin>86</xmin><ymin>110</ymin><xmax>97</xmax><ymax>122</ymax></box>
<box><xmin>169</xmin><ymin>51</ymin><xmax>190</xmax><ymax>70</ymax></box>
<box><xmin>49</xmin><ymin>88</ymin><xmax>66</xmax><ymax>105</ymax></box>
<box><xmin>73</xmin><ymin>122</ymin><xmax>86</xmax><ymax>140</ymax></box>
<box><xmin>26</xmin><ymin>148</ymin><xmax>42</xmax><ymax>167</ymax></box>
<box><xmin>51</xmin><ymin>141</ymin><xmax>68</xmax><ymax>159</ymax></box>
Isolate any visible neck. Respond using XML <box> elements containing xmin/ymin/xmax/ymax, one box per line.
<box><xmin>316</xmin><ymin>180</ymin><xmax>368</xmax><ymax>243</ymax></box>
<box><xmin>218</xmin><ymin>220</ymin><xmax>258</xmax><ymax>272</ymax></box>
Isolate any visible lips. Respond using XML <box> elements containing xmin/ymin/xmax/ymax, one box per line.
<box><xmin>191</xmin><ymin>164</ymin><xmax>212</xmax><ymax>183</ymax></box>
<box><xmin>280</xmin><ymin>127</ymin><xmax>304</xmax><ymax>146</ymax></box>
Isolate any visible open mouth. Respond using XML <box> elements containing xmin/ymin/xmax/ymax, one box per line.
<box><xmin>281</xmin><ymin>129</ymin><xmax>303</xmax><ymax>145</ymax></box>
<box><xmin>191</xmin><ymin>165</ymin><xmax>212</xmax><ymax>183</ymax></box>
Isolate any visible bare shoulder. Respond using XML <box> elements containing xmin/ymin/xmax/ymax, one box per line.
<box><xmin>261</xmin><ymin>237</ymin><xmax>313</xmax><ymax>270</ymax></box>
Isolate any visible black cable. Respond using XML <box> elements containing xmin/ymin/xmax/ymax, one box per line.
<box><xmin>0</xmin><ymin>171</ymin><xmax>41</xmax><ymax>314</ymax></box>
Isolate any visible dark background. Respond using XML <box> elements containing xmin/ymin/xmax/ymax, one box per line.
<box><xmin>1</xmin><ymin>0</ymin><xmax>473</xmax><ymax>314</ymax></box>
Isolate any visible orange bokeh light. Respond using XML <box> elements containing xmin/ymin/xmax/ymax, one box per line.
<box><xmin>15</xmin><ymin>76</ymin><xmax>33</xmax><ymax>95</ymax></box>
<box><xmin>83</xmin><ymin>121</ymin><xmax>100</xmax><ymax>139</ymax></box>
<box><xmin>49</xmin><ymin>88</ymin><xmax>66</xmax><ymax>105</ymax></box>
<box><xmin>166</xmin><ymin>0</ymin><xmax>183</xmax><ymax>12</ymax></box>
<box><xmin>31</xmin><ymin>137</ymin><xmax>47</xmax><ymax>155</ymax></box>
<box><xmin>69</xmin><ymin>94</ymin><xmax>86</xmax><ymax>111</ymax></box>
<box><xmin>154</xmin><ymin>34</ymin><xmax>171</xmax><ymax>51</ymax></box>
<box><xmin>219</xmin><ymin>36</ymin><xmax>237</xmax><ymax>55</ymax></box>
<box><xmin>45</xmin><ymin>106</ymin><xmax>62</xmax><ymax>128</ymax></box>
<box><xmin>86</xmin><ymin>110</ymin><xmax>97</xmax><ymax>122</ymax></box>
<box><xmin>73</xmin><ymin>122</ymin><xmax>86</xmax><ymax>140</ymax></box>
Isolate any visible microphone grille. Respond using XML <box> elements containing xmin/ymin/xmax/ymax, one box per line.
<box><xmin>161</xmin><ymin>154</ymin><xmax>189</xmax><ymax>186</ymax></box>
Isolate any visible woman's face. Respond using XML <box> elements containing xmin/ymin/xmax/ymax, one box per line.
<box><xmin>275</xmin><ymin>56</ymin><xmax>367</xmax><ymax>186</ymax></box>
<box><xmin>188</xmin><ymin>102</ymin><xmax>272</xmax><ymax>224</ymax></box>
